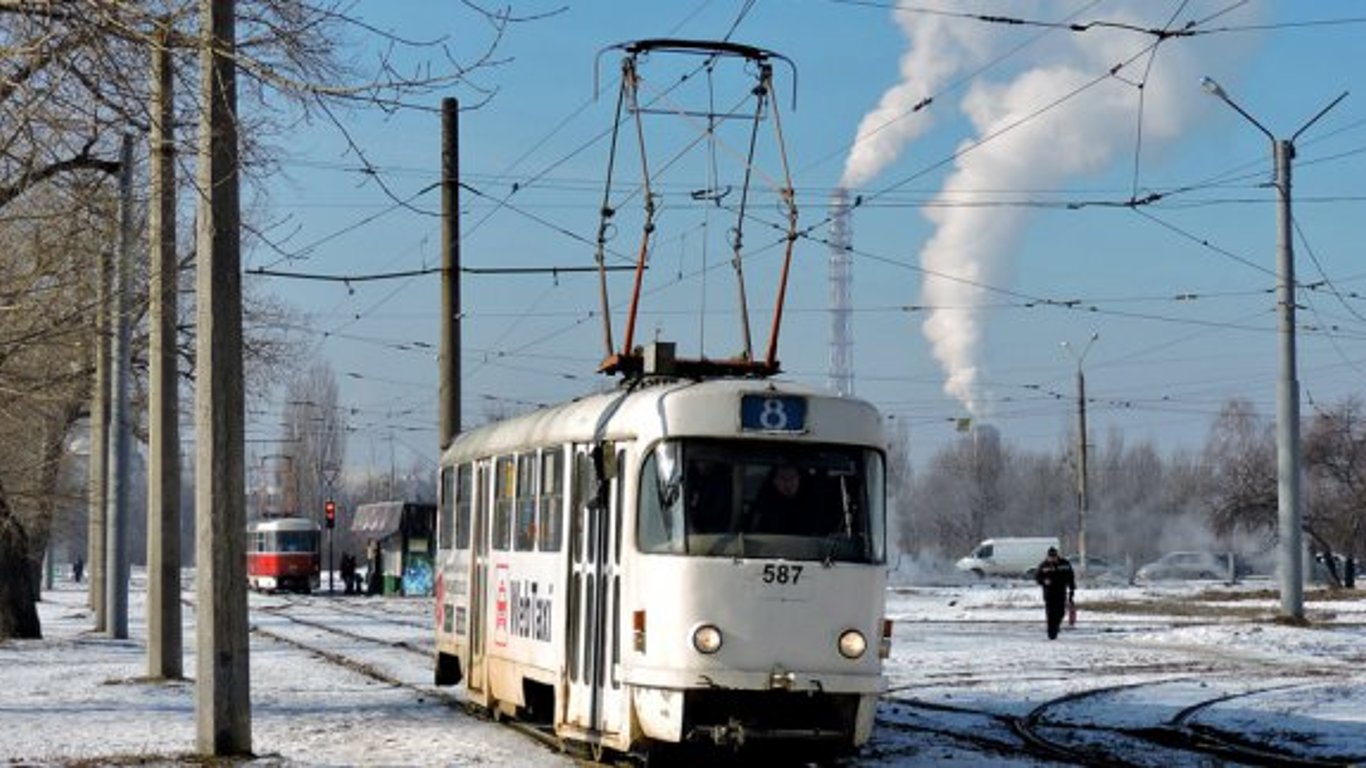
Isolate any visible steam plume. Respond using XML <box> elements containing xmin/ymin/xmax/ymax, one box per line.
<box><xmin>843</xmin><ymin>2</ymin><xmax>1246</xmax><ymax>418</ymax></box>
<box><xmin>839</xmin><ymin>4</ymin><xmax>1000</xmax><ymax>189</ymax></box>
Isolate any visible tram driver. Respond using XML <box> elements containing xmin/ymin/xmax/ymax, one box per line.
<box><xmin>750</xmin><ymin>464</ymin><xmax>812</xmax><ymax>534</ymax></box>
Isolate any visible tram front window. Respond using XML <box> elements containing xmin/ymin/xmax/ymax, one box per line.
<box><xmin>639</xmin><ymin>440</ymin><xmax>885</xmax><ymax>563</ymax></box>
<box><xmin>273</xmin><ymin>531</ymin><xmax>318</xmax><ymax>553</ymax></box>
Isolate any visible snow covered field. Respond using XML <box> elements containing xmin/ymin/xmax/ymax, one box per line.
<box><xmin>2</xmin><ymin>574</ymin><xmax>1363</xmax><ymax>766</ymax></box>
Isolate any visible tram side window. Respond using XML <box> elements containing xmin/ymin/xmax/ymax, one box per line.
<box><xmin>572</xmin><ymin>451</ymin><xmax>592</xmax><ymax>564</ymax></box>
<box><xmin>455</xmin><ymin>464</ymin><xmax>472</xmax><ymax>550</ymax></box>
<box><xmin>493</xmin><ymin>456</ymin><xmax>514</xmax><ymax>551</ymax></box>
<box><xmin>515</xmin><ymin>452</ymin><xmax>538</xmax><ymax>551</ymax></box>
<box><xmin>439</xmin><ymin>467</ymin><xmax>455</xmax><ymax>551</ymax></box>
<box><xmin>614</xmin><ymin>449</ymin><xmax>625</xmax><ymax>564</ymax></box>
<box><xmin>538</xmin><ymin>448</ymin><xmax>564</xmax><ymax>552</ymax></box>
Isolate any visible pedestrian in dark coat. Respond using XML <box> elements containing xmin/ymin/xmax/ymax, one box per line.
<box><xmin>340</xmin><ymin>554</ymin><xmax>356</xmax><ymax>595</ymax></box>
<box><xmin>1034</xmin><ymin>546</ymin><xmax>1075</xmax><ymax>640</ymax></box>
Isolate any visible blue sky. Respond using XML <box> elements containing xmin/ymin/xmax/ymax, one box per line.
<box><xmin>241</xmin><ymin>1</ymin><xmax>1366</xmax><ymax>475</ymax></box>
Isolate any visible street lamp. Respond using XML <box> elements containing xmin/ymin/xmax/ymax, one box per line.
<box><xmin>1061</xmin><ymin>332</ymin><xmax>1099</xmax><ymax>576</ymax></box>
<box><xmin>1202</xmin><ymin>76</ymin><xmax>1347</xmax><ymax>621</ymax></box>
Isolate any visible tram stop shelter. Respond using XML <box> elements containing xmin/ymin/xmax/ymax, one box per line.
<box><xmin>351</xmin><ymin>501</ymin><xmax>436</xmax><ymax>596</ymax></box>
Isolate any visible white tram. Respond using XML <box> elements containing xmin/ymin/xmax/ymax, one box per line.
<box><xmin>433</xmin><ymin>375</ymin><xmax>890</xmax><ymax>756</ymax></box>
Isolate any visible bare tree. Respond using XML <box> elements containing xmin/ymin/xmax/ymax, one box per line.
<box><xmin>1092</xmin><ymin>432</ymin><xmax>1167</xmax><ymax>561</ymax></box>
<box><xmin>0</xmin><ymin>187</ymin><xmax>106</xmax><ymax>639</ymax></box>
<box><xmin>907</xmin><ymin>426</ymin><xmax>1010</xmax><ymax>559</ymax></box>
<box><xmin>1203</xmin><ymin>397</ymin><xmax>1278</xmax><ymax>540</ymax></box>
<box><xmin>0</xmin><ymin>1</ymin><xmax>545</xmax><ymax>637</ymax></box>
<box><xmin>884</xmin><ymin>417</ymin><xmax>914</xmax><ymax>556</ymax></box>
<box><xmin>999</xmin><ymin>448</ymin><xmax>1070</xmax><ymax>543</ymax></box>
<box><xmin>1303</xmin><ymin>397</ymin><xmax>1366</xmax><ymax>577</ymax></box>
<box><xmin>279</xmin><ymin>361</ymin><xmax>346</xmax><ymax>527</ymax></box>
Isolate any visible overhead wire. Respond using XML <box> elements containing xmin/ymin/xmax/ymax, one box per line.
<box><xmin>255</xmin><ymin>3</ymin><xmax>1366</xmax><ymax>453</ymax></box>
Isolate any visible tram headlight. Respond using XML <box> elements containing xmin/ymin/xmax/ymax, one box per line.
<box><xmin>838</xmin><ymin>629</ymin><xmax>867</xmax><ymax>659</ymax></box>
<box><xmin>691</xmin><ymin>624</ymin><xmax>723</xmax><ymax>654</ymax></box>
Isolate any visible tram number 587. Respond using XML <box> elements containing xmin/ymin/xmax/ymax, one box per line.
<box><xmin>761</xmin><ymin>563</ymin><xmax>802</xmax><ymax>585</ymax></box>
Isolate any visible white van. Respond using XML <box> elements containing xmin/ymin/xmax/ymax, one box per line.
<box><xmin>955</xmin><ymin>537</ymin><xmax>1060</xmax><ymax>578</ymax></box>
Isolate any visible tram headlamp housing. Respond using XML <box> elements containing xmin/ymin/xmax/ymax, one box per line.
<box><xmin>692</xmin><ymin>624</ymin><xmax>723</xmax><ymax>654</ymax></box>
<box><xmin>838</xmin><ymin>629</ymin><xmax>867</xmax><ymax>659</ymax></box>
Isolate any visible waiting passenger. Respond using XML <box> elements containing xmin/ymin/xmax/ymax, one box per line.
<box><xmin>340</xmin><ymin>553</ymin><xmax>356</xmax><ymax>595</ymax></box>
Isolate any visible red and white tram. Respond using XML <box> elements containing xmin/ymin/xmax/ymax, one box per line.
<box><xmin>433</xmin><ymin>375</ymin><xmax>889</xmax><ymax>758</ymax></box>
<box><xmin>247</xmin><ymin>516</ymin><xmax>322</xmax><ymax>594</ymax></box>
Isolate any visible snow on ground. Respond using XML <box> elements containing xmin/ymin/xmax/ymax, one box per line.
<box><xmin>0</xmin><ymin>579</ymin><xmax>572</xmax><ymax>766</ymax></box>
<box><xmin>2</xmin><ymin>573</ymin><xmax>1364</xmax><ymax>766</ymax></box>
<box><xmin>875</xmin><ymin>579</ymin><xmax>1366</xmax><ymax>765</ymax></box>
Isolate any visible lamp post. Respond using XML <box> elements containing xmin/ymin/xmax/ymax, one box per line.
<box><xmin>1061</xmin><ymin>332</ymin><xmax>1099</xmax><ymax>576</ymax></box>
<box><xmin>1201</xmin><ymin>77</ymin><xmax>1347</xmax><ymax>621</ymax></box>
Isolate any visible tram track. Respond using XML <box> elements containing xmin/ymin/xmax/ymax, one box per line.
<box><xmin>876</xmin><ymin>675</ymin><xmax>1358</xmax><ymax>767</ymax></box>
<box><xmin>242</xmin><ymin>596</ymin><xmax>606</xmax><ymax>766</ymax></box>
<box><xmin>176</xmin><ymin>592</ymin><xmax>1364</xmax><ymax>767</ymax></box>
<box><xmin>301</xmin><ymin>594</ymin><xmax>435</xmax><ymax>631</ymax></box>
<box><xmin>255</xmin><ymin>600</ymin><xmax>435</xmax><ymax>660</ymax></box>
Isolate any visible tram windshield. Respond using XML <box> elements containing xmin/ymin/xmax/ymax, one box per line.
<box><xmin>638</xmin><ymin>440</ymin><xmax>885</xmax><ymax>563</ymax></box>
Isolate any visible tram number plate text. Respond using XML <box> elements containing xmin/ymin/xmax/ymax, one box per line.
<box><xmin>761</xmin><ymin>564</ymin><xmax>803</xmax><ymax>585</ymax></box>
<box><xmin>740</xmin><ymin>395</ymin><xmax>806</xmax><ymax>432</ymax></box>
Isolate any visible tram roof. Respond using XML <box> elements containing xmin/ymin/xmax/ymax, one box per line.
<box><xmin>441</xmin><ymin>376</ymin><xmax>883</xmax><ymax>463</ymax></box>
<box><xmin>246</xmin><ymin>516</ymin><xmax>320</xmax><ymax>533</ymax></box>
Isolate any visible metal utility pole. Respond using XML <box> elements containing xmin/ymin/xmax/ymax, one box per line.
<box><xmin>147</xmin><ymin>22</ymin><xmax>182</xmax><ymax>679</ymax></box>
<box><xmin>439</xmin><ymin>97</ymin><xmax>461</xmax><ymax>450</ymax></box>
<box><xmin>1202</xmin><ymin>77</ymin><xmax>1348</xmax><ymax>622</ymax></box>
<box><xmin>1061</xmin><ymin>332</ymin><xmax>1098</xmax><ymax>577</ymax></box>
<box><xmin>196</xmin><ymin>0</ymin><xmax>251</xmax><ymax>754</ymax></box>
<box><xmin>105</xmin><ymin>134</ymin><xmax>135</xmax><ymax>640</ymax></box>
<box><xmin>87</xmin><ymin>246</ymin><xmax>110</xmax><ymax>629</ymax></box>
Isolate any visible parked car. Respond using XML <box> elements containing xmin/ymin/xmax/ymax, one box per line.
<box><xmin>1071</xmin><ymin>554</ymin><xmax>1129</xmax><ymax>583</ymax></box>
<box><xmin>1135</xmin><ymin>551</ymin><xmax>1234</xmax><ymax>582</ymax></box>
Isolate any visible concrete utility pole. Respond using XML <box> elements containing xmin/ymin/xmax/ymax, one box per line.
<box><xmin>147</xmin><ymin>22</ymin><xmax>182</xmax><ymax>679</ymax></box>
<box><xmin>439</xmin><ymin>97</ymin><xmax>461</xmax><ymax>450</ymax></box>
<box><xmin>87</xmin><ymin>247</ymin><xmax>110</xmax><ymax>630</ymax></box>
<box><xmin>1202</xmin><ymin>77</ymin><xmax>1347</xmax><ymax>622</ymax></box>
<box><xmin>105</xmin><ymin>134</ymin><xmax>135</xmax><ymax>640</ymax></box>
<box><xmin>1061</xmin><ymin>332</ymin><xmax>1098</xmax><ymax>577</ymax></box>
<box><xmin>196</xmin><ymin>0</ymin><xmax>251</xmax><ymax>754</ymax></box>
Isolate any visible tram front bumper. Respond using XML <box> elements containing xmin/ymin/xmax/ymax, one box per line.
<box><xmin>627</xmin><ymin>669</ymin><xmax>882</xmax><ymax>747</ymax></box>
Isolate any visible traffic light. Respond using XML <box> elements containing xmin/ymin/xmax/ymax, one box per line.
<box><xmin>324</xmin><ymin>499</ymin><xmax>336</xmax><ymax>529</ymax></box>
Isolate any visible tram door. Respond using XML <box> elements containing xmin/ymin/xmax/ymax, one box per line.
<box><xmin>467</xmin><ymin>460</ymin><xmax>491</xmax><ymax>699</ymax></box>
<box><xmin>565</xmin><ymin>443</ymin><xmax>625</xmax><ymax>738</ymax></box>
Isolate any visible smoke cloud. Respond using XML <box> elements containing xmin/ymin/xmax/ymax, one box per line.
<box><xmin>839</xmin><ymin>3</ymin><xmax>1001</xmax><ymax>190</ymax></box>
<box><xmin>843</xmin><ymin>2</ymin><xmax>1246</xmax><ymax>418</ymax></box>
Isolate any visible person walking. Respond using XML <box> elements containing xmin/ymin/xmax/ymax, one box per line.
<box><xmin>1035</xmin><ymin>546</ymin><xmax>1075</xmax><ymax>640</ymax></box>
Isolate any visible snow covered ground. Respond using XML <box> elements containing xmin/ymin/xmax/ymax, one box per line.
<box><xmin>2</xmin><ymin>573</ymin><xmax>1364</xmax><ymax>766</ymax></box>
